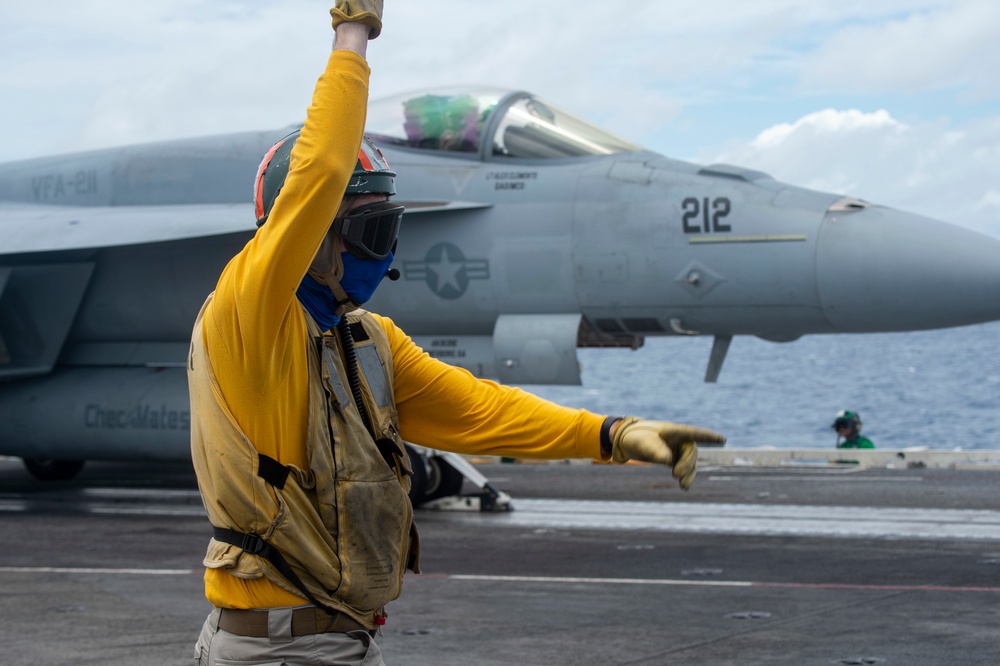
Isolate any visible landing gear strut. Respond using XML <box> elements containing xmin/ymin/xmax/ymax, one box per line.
<box><xmin>405</xmin><ymin>444</ymin><xmax>512</xmax><ymax>511</ymax></box>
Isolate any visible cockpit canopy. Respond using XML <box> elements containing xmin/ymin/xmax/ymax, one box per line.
<box><xmin>365</xmin><ymin>87</ymin><xmax>644</xmax><ymax>159</ymax></box>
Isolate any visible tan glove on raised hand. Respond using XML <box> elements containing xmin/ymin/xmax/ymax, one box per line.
<box><xmin>611</xmin><ymin>417</ymin><xmax>726</xmax><ymax>490</ymax></box>
<box><xmin>331</xmin><ymin>0</ymin><xmax>384</xmax><ymax>39</ymax></box>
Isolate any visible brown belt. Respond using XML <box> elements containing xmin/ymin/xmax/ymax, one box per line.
<box><xmin>218</xmin><ymin>607</ymin><xmax>372</xmax><ymax>637</ymax></box>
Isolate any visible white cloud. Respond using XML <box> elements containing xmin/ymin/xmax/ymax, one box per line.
<box><xmin>1</xmin><ymin>0</ymin><xmax>997</xmax><ymax>242</ymax></box>
<box><xmin>1</xmin><ymin>1</ymin><xmax>992</xmax><ymax>155</ymax></box>
<box><xmin>800</xmin><ymin>0</ymin><xmax>1000</xmax><ymax>95</ymax></box>
<box><xmin>751</xmin><ymin>108</ymin><xmax>905</xmax><ymax>150</ymax></box>
<box><xmin>712</xmin><ymin>109</ymin><xmax>1000</xmax><ymax>237</ymax></box>
<box><xmin>976</xmin><ymin>189</ymin><xmax>1000</xmax><ymax>214</ymax></box>
<box><xmin>0</xmin><ymin>2</ymin><xmax>328</xmax><ymax>155</ymax></box>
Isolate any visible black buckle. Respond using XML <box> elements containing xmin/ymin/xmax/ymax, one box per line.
<box><xmin>241</xmin><ymin>533</ymin><xmax>266</xmax><ymax>554</ymax></box>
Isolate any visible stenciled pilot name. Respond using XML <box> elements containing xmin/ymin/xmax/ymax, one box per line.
<box><xmin>486</xmin><ymin>170</ymin><xmax>538</xmax><ymax>191</ymax></box>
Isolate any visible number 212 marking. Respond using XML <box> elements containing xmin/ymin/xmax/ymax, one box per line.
<box><xmin>682</xmin><ymin>197</ymin><xmax>731</xmax><ymax>233</ymax></box>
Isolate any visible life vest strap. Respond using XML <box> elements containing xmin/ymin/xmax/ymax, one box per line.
<box><xmin>212</xmin><ymin>526</ymin><xmax>349</xmax><ymax>620</ymax></box>
<box><xmin>256</xmin><ymin>453</ymin><xmax>291</xmax><ymax>489</ymax></box>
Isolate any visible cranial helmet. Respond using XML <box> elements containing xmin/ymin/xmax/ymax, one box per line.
<box><xmin>253</xmin><ymin>131</ymin><xmax>396</xmax><ymax>227</ymax></box>
<box><xmin>252</xmin><ymin>131</ymin><xmax>402</xmax><ymax>319</ymax></box>
<box><xmin>831</xmin><ymin>410</ymin><xmax>862</xmax><ymax>432</ymax></box>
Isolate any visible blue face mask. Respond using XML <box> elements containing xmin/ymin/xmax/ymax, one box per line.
<box><xmin>340</xmin><ymin>250</ymin><xmax>394</xmax><ymax>305</ymax></box>
<box><xmin>296</xmin><ymin>252</ymin><xmax>394</xmax><ymax>331</ymax></box>
<box><xmin>296</xmin><ymin>274</ymin><xmax>341</xmax><ymax>330</ymax></box>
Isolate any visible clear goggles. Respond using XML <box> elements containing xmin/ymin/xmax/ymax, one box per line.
<box><xmin>331</xmin><ymin>202</ymin><xmax>405</xmax><ymax>260</ymax></box>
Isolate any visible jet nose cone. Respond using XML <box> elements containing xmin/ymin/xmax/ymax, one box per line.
<box><xmin>817</xmin><ymin>206</ymin><xmax>1000</xmax><ymax>332</ymax></box>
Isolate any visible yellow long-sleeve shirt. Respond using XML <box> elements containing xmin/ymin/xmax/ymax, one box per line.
<box><xmin>199</xmin><ymin>50</ymin><xmax>603</xmax><ymax>610</ymax></box>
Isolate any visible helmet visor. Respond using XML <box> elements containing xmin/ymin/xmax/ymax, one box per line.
<box><xmin>332</xmin><ymin>202</ymin><xmax>405</xmax><ymax>260</ymax></box>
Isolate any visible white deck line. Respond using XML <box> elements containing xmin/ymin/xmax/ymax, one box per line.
<box><xmin>448</xmin><ymin>498</ymin><xmax>1000</xmax><ymax>541</ymax></box>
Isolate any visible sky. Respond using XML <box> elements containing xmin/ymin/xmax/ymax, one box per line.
<box><xmin>2</xmin><ymin>0</ymin><xmax>999</xmax><ymax>236</ymax></box>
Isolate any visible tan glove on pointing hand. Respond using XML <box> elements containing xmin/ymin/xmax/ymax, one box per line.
<box><xmin>611</xmin><ymin>417</ymin><xmax>726</xmax><ymax>490</ymax></box>
<box><xmin>331</xmin><ymin>0</ymin><xmax>384</xmax><ymax>39</ymax></box>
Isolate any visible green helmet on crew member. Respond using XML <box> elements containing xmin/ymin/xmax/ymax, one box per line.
<box><xmin>252</xmin><ymin>130</ymin><xmax>404</xmax><ymax>317</ymax></box>
<box><xmin>254</xmin><ymin>131</ymin><xmax>397</xmax><ymax>227</ymax></box>
<box><xmin>831</xmin><ymin>410</ymin><xmax>862</xmax><ymax>436</ymax></box>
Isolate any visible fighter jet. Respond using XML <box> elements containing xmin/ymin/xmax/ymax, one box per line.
<box><xmin>1</xmin><ymin>86</ymin><xmax>999</xmax><ymax>497</ymax></box>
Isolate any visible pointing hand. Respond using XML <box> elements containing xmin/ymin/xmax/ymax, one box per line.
<box><xmin>611</xmin><ymin>417</ymin><xmax>726</xmax><ymax>490</ymax></box>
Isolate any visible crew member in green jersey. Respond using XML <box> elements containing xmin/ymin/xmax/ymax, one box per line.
<box><xmin>832</xmin><ymin>410</ymin><xmax>875</xmax><ymax>449</ymax></box>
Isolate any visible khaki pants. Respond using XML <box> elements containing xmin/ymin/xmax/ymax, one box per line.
<box><xmin>194</xmin><ymin>608</ymin><xmax>385</xmax><ymax>666</ymax></box>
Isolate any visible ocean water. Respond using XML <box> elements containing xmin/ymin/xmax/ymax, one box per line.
<box><xmin>526</xmin><ymin>321</ymin><xmax>1000</xmax><ymax>450</ymax></box>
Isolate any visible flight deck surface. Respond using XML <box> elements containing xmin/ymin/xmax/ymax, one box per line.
<box><xmin>1</xmin><ymin>457</ymin><xmax>998</xmax><ymax>665</ymax></box>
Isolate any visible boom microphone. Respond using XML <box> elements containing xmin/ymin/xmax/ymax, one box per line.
<box><xmin>386</xmin><ymin>268</ymin><xmax>401</xmax><ymax>281</ymax></box>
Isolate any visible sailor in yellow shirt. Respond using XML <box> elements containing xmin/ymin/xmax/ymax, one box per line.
<box><xmin>189</xmin><ymin>4</ymin><xmax>726</xmax><ymax>665</ymax></box>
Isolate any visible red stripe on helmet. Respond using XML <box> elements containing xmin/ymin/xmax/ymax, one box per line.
<box><xmin>357</xmin><ymin>145</ymin><xmax>374</xmax><ymax>171</ymax></box>
<box><xmin>254</xmin><ymin>139</ymin><xmax>285</xmax><ymax>221</ymax></box>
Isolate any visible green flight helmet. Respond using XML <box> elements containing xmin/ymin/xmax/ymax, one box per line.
<box><xmin>253</xmin><ymin>131</ymin><xmax>396</xmax><ymax>227</ymax></box>
<box><xmin>831</xmin><ymin>410</ymin><xmax>862</xmax><ymax>432</ymax></box>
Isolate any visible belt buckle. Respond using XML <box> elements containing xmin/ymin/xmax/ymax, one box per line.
<box><xmin>240</xmin><ymin>533</ymin><xmax>265</xmax><ymax>554</ymax></box>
